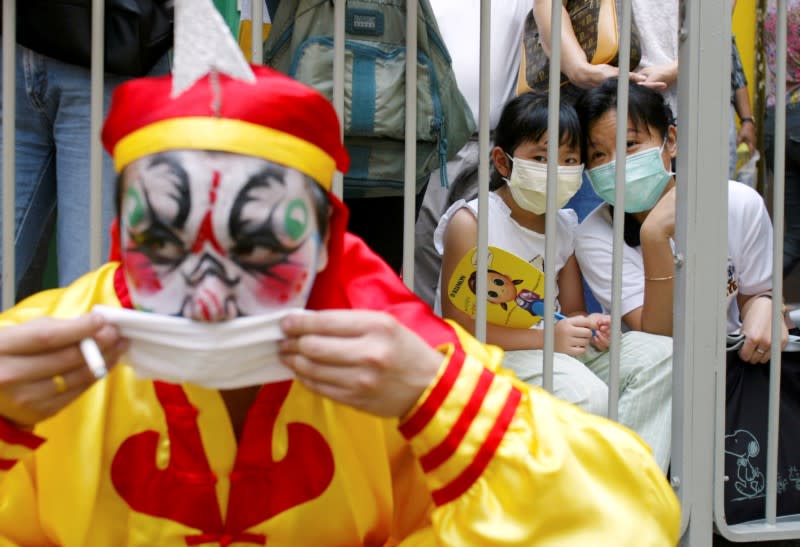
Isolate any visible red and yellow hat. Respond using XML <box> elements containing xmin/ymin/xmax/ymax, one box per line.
<box><xmin>101</xmin><ymin>65</ymin><xmax>349</xmax><ymax>191</ymax></box>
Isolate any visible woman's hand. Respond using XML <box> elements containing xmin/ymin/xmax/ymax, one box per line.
<box><xmin>0</xmin><ymin>314</ymin><xmax>127</xmax><ymax>428</ymax></box>
<box><xmin>641</xmin><ymin>186</ymin><xmax>677</xmax><ymax>242</ymax></box>
<box><xmin>636</xmin><ymin>61</ymin><xmax>678</xmax><ymax>91</ymax></box>
<box><xmin>564</xmin><ymin>61</ymin><xmax>621</xmax><ymax>89</ymax></box>
<box><xmin>554</xmin><ymin>315</ymin><xmax>595</xmax><ymax>356</ymax></box>
<box><xmin>587</xmin><ymin>313</ymin><xmax>612</xmax><ymax>351</ymax></box>
<box><xmin>279</xmin><ymin>310</ymin><xmax>445</xmax><ymax>418</ymax></box>
<box><xmin>563</xmin><ymin>60</ymin><xmax>647</xmax><ymax>90</ymax></box>
<box><xmin>739</xmin><ymin>295</ymin><xmax>789</xmax><ymax>364</ymax></box>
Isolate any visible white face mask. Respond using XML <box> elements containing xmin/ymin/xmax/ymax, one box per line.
<box><xmin>93</xmin><ymin>305</ymin><xmax>296</xmax><ymax>389</ymax></box>
<box><xmin>505</xmin><ymin>156</ymin><xmax>584</xmax><ymax>214</ymax></box>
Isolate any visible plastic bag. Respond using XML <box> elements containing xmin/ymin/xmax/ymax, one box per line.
<box><xmin>734</xmin><ymin>144</ymin><xmax>760</xmax><ymax>188</ymax></box>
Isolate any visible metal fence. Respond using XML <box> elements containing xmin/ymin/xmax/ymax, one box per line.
<box><xmin>0</xmin><ymin>0</ymin><xmax>796</xmax><ymax>544</ymax></box>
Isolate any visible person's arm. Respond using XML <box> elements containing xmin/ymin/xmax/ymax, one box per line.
<box><xmin>279</xmin><ymin>310</ymin><xmax>681</xmax><ymax>545</ymax></box>
<box><xmin>0</xmin><ymin>281</ymin><xmax>127</xmax><ymax>544</ymax></box>
<box><xmin>558</xmin><ymin>254</ymin><xmax>611</xmax><ymax>350</ymax></box>
<box><xmin>731</xmin><ymin>37</ymin><xmax>756</xmax><ymax>154</ymax></box>
<box><xmin>732</xmin><ymin>184</ymin><xmax>789</xmax><ymax>362</ymax></box>
<box><xmin>575</xmin><ymin>211</ymin><xmax>649</xmax><ymax>333</ymax></box>
<box><xmin>532</xmin><ymin>0</ymin><xmax>625</xmax><ymax>89</ymax></box>
<box><xmin>555</xmin><ymin>254</ymin><xmax>585</xmax><ymax>315</ymax></box>
<box><xmin>0</xmin><ymin>313</ymin><xmax>127</xmax><ymax>541</ymax></box>
<box><xmin>737</xmin><ymin>292</ymin><xmax>788</xmax><ymax>364</ymax></box>
<box><xmin>637</xmin><ymin>187</ymin><xmax>677</xmax><ymax>336</ymax></box>
<box><xmin>734</xmin><ymin>86</ymin><xmax>757</xmax><ymax>155</ymax></box>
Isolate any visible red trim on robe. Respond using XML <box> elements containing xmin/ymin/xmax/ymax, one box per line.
<box><xmin>0</xmin><ymin>417</ymin><xmax>44</xmax><ymax>449</ymax></box>
<box><xmin>113</xmin><ymin>265</ymin><xmax>133</xmax><ymax>309</ymax></box>
<box><xmin>430</xmin><ymin>386</ymin><xmax>522</xmax><ymax>506</ymax></box>
<box><xmin>398</xmin><ymin>345</ymin><xmax>465</xmax><ymax>440</ymax></box>
<box><xmin>418</xmin><ymin>367</ymin><xmax>494</xmax><ymax>473</ymax></box>
<box><xmin>0</xmin><ymin>458</ymin><xmax>17</xmax><ymax>470</ymax></box>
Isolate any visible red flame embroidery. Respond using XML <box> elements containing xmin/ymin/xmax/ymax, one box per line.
<box><xmin>111</xmin><ymin>381</ymin><xmax>334</xmax><ymax>545</ymax></box>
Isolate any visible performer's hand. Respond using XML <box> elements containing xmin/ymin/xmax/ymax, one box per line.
<box><xmin>554</xmin><ymin>315</ymin><xmax>594</xmax><ymax>356</ymax></box>
<box><xmin>0</xmin><ymin>314</ymin><xmax>127</xmax><ymax>428</ymax></box>
<box><xmin>279</xmin><ymin>310</ymin><xmax>444</xmax><ymax>417</ymax></box>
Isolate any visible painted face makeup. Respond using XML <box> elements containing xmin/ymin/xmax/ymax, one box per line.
<box><xmin>120</xmin><ymin>151</ymin><xmax>326</xmax><ymax>321</ymax></box>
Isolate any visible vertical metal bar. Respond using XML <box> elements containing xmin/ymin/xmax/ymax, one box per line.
<box><xmin>542</xmin><ymin>0</ymin><xmax>563</xmax><ymax>393</ymax></box>
<box><xmin>89</xmin><ymin>0</ymin><xmax>105</xmax><ymax>271</ymax></box>
<box><xmin>473</xmin><ymin>0</ymin><xmax>491</xmax><ymax>343</ymax></box>
<box><xmin>670</xmin><ymin>1</ymin><xmax>692</xmax><ymax>534</ymax></box>
<box><xmin>251</xmin><ymin>0</ymin><xmax>264</xmax><ymax>64</ymax></box>
<box><xmin>683</xmin><ymin>0</ymin><xmax>731</xmax><ymax>544</ymax></box>
<box><xmin>606</xmin><ymin>0</ymin><xmax>634</xmax><ymax>421</ymax></box>
<box><xmin>2</xmin><ymin>0</ymin><xmax>15</xmax><ymax>308</ymax></box>
<box><xmin>332</xmin><ymin>0</ymin><xmax>346</xmax><ymax>199</ymax></box>
<box><xmin>672</xmin><ymin>1</ymin><xmax>692</xmax><ymax>534</ymax></box>
<box><xmin>765</xmin><ymin>0</ymin><xmax>788</xmax><ymax>525</ymax></box>
<box><xmin>402</xmin><ymin>0</ymin><xmax>418</xmax><ymax>290</ymax></box>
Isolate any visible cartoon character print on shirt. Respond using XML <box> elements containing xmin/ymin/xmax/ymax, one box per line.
<box><xmin>726</xmin><ymin>259</ymin><xmax>739</xmax><ymax>298</ymax></box>
<box><xmin>466</xmin><ymin>253</ymin><xmax>552</xmax><ymax>319</ymax></box>
<box><xmin>120</xmin><ymin>151</ymin><xmax>326</xmax><ymax>320</ymax></box>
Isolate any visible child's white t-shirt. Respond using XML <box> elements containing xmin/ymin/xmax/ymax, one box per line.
<box><xmin>432</xmin><ymin>192</ymin><xmax>579</xmax><ymax>316</ymax></box>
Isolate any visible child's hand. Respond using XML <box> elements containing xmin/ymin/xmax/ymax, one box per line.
<box><xmin>554</xmin><ymin>315</ymin><xmax>594</xmax><ymax>356</ymax></box>
<box><xmin>587</xmin><ymin>313</ymin><xmax>612</xmax><ymax>351</ymax></box>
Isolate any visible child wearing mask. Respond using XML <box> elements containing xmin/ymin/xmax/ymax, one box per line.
<box><xmin>435</xmin><ymin>92</ymin><xmax>674</xmax><ymax>472</ymax></box>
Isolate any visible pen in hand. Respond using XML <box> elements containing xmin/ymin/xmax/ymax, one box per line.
<box><xmin>531</xmin><ymin>301</ymin><xmax>566</xmax><ymax>321</ymax></box>
<box><xmin>531</xmin><ymin>301</ymin><xmax>597</xmax><ymax>336</ymax></box>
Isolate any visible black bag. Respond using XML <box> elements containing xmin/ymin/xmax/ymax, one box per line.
<box><xmin>16</xmin><ymin>0</ymin><xmax>173</xmax><ymax>77</ymax></box>
<box><xmin>724</xmin><ymin>348</ymin><xmax>800</xmax><ymax>524</ymax></box>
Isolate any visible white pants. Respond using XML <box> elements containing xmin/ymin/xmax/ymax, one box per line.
<box><xmin>502</xmin><ymin>331</ymin><xmax>673</xmax><ymax>472</ymax></box>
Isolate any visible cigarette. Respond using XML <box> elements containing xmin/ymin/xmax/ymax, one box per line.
<box><xmin>80</xmin><ymin>338</ymin><xmax>108</xmax><ymax>379</ymax></box>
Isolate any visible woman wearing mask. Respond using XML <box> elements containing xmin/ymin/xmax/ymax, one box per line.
<box><xmin>575</xmin><ymin>79</ymin><xmax>788</xmax><ymax>364</ymax></box>
<box><xmin>435</xmin><ymin>92</ymin><xmax>673</xmax><ymax>471</ymax></box>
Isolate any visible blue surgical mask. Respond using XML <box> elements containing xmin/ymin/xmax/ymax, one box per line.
<box><xmin>587</xmin><ymin>142</ymin><xmax>672</xmax><ymax>213</ymax></box>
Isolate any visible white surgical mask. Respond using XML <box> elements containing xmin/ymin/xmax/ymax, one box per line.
<box><xmin>505</xmin><ymin>156</ymin><xmax>584</xmax><ymax>214</ymax></box>
<box><xmin>93</xmin><ymin>305</ymin><xmax>297</xmax><ymax>389</ymax></box>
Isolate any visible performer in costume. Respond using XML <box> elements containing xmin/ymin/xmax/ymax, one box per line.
<box><xmin>0</xmin><ymin>2</ymin><xmax>680</xmax><ymax>544</ymax></box>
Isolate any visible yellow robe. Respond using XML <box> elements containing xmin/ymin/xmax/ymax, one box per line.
<box><xmin>0</xmin><ymin>263</ymin><xmax>680</xmax><ymax>546</ymax></box>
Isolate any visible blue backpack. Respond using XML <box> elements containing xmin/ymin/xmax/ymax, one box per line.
<box><xmin>264</xmin><ymin>0</ymin><xmax>476</xmax><ymax>198</ymax></box>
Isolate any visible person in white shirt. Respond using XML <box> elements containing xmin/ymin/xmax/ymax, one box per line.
<box><xmin>575</xmin><ymin>79</ymin><xmax>788</xmax><ymax>362</ymax></box>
